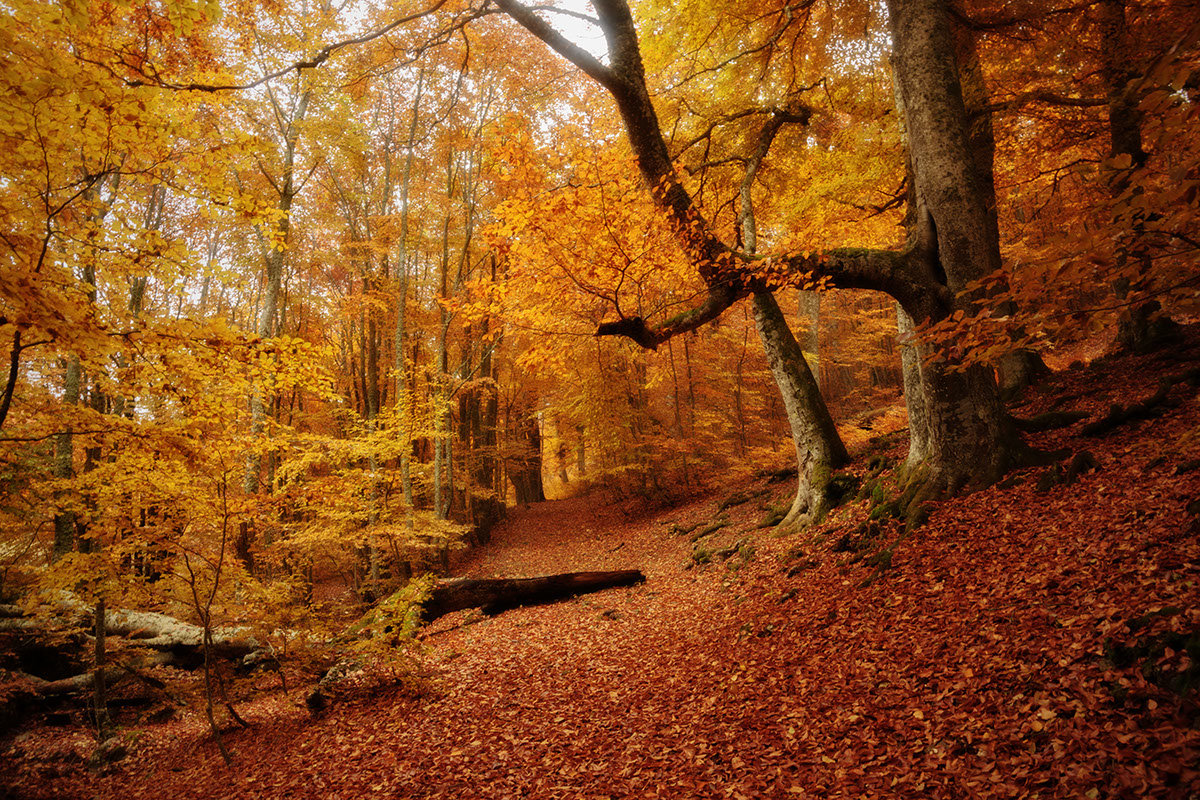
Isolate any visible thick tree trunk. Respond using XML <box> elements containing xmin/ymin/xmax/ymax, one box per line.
<box><xmin>888</xmin><ymin>0</ymin><xmax>1022</xmax><ymax>499</ymax></box>
<box><xmin>751</xmin><ymin>292</ymin><xmax>849</xmax><ymax>529</ymax></box>
<box><xmin>421</xmin><ymin>570</ymin><xmax>645</xmax><ymax>622</ymax></box>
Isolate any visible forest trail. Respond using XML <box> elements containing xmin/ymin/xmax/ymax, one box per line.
<box><xmin>6</xmin><ymin>336</ymin><xmax>1200</xmax><ymax>799</ymax></box>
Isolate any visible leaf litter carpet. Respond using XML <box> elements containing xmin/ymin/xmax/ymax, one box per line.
<box><xmin>5</xmin><ymin>339</ymin><xmax>1200</xmax><ymax>799</ymax></box>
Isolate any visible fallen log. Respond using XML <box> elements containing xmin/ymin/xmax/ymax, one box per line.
<box><xmin>4</xmin><ymin>597</ymin><xmax>269</xmax><ymax>671</ymax></box>
<box><xmin>0</xmin><ymin>652</ymin><xmax>180</xmax><ymax>733</ymax></box>
<box><xmin>421</xmin><ymin>569</ymin><xmax>646</xmax><ymax>623</ymax></box>
<box><xmin>102</xmin><ymin>607</ymin><xmax>261</xmax><ymax>663</ymax></box>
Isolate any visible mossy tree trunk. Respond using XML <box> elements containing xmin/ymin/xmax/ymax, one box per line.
<box><xmin>752</xmin><ymin>292</ymin><xmax>849</xmax><ymax>529</ymax></box>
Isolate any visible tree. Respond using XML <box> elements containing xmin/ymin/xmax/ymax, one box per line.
<box><xmin>493</xmin><ymin>0</ymin><xmax>1026</xmax><ymax>507</ymax></box>
<box><xmin>921</xmin><ymin>0</ymin><xmax>1199</xmax><ymax>361</ymax></box>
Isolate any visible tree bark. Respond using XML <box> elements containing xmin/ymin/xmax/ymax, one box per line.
<box><xmin>508</xmin><ymin>405</ymin><xmax>545</xmax><ymax>505</ymax></box>
<box><xmin>752</xmin><ymin>293</ymin><xmax>848</xmax><ymax>528</ymax></box>
<box><xmin>886</xmin><ymin>0</ymin><xmax>1023</xmax><ymax>497</ymax></box>
<box><xmin>242</xmin><ymin>87</ymin><xmax>312</xmax><ymax>570</ymax></box>
<box><xmin>799</xmin><ymin>292</ymin><xmax>821</xmax><ymax>389</ymax></box>
<box><xmin>52</xmin><ymin>356</ymin><xmax>82</xmax><ymax>559</ymax></box>
<box><xmin>736</xmin><ymin>95</ymin><xmax>845</xmax><ymax>530</ymax></box>
<box><xmin>896</xmin><ymin>304</ymin><xmax>929</xmax><ymax>472</ymax></box>
<box><xmin>393</xmin><ymin>78</ymin><xmax>420</xmax><ymax>524</ymax></box>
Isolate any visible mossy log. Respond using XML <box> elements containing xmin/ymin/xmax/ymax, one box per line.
<box><xmin>421</xmin><ymin>570</ymin><xmax>646</xmax><ymax>623</ymax></box>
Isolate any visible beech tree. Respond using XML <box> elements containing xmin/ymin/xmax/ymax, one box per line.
<box><xmin>491</xmin><ymin>0</ymin><xmax>1030</xmax><ymax>509</ymax></box>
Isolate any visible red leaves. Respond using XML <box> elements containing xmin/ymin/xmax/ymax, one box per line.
<box><xmin>8</xmin><ymin>339</ymin><xmax>1200</xmax><ymax>798</ymax></box>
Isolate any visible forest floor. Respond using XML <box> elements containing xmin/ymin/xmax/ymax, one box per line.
<box><xmin>5</xmin><ymin>332</ymin><xmax>1200</xmax><ymax>799</ymax></box>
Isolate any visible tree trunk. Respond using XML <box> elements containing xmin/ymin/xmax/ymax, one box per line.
<box><xmin>421</xmin><ymin>570</ymin><xmax>645</xmax><ymax>622</ymax></box>
<box><xmin>896</xmin><ymin>304</ymin><xmax>929</xmax><ymax>473</ymax></box>
<box><xmin>242</xmin><ymin>88</ymin><xmax>311</xmax><ymax>571</ymax></box>
<box><xmin>888</xmin><ymin>0</ymin><xmax>1023</xmax><ymax>499</ymax></box>
<box><xmin>751</xmin><ymin>292</ymin><xmax>849</xmax><ymax>529</ymax></box>
<box><xmin>508</xmin><ymin>407</ymin><xmax>545</xmax><ymax>505</ymax></box>
<box><xmin>52</xmin><ymin>356</ymin><xmax>81</xmax><ymax>559</ymax></box>
<box><xmin>473</xmin><ymin>286</ymin><xmax>503</xmax><ymax>540</ymax></box>
<box><xmin>737</xmin><ymin>107</ymin><xmax>846</xmax><ymax>529</ymax></box>
<box><xmin>576</xmin><ymin>426</ymin><xmax>587</xmax><ymax>478</ymax></box>
<box><xmin>392</xmin><ymin>72</ymin><xmax>424</xmax><ymax>528</ymax></box>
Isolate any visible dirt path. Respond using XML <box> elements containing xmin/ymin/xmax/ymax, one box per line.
<box><xmin>6</xmin><ymin>491</ymin><xmax>777</xmax><ymax>800</ymax></box>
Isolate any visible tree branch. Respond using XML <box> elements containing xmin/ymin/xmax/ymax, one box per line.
<box><xmin>979</xmin><ymin>88</ymin><xmax>1107</xmax><ymax>116</ymax></box>
<box><xmin>491</xmin><ymin>0</ymin><xmax>617</xmax><ymax>89</ymax></box>
<box><xmin>596</xmin><ymin>245</ymin><xmax>916</xmax><ymax>350</ymax></box>
<box><xmin>83</xmin><ymin>0</ymin><xmax>470</xmax><ymax>92</ymax></box>
<box><xmin>0</xmin><ymin>330</ymin><xmax>20</xmax><ymax>431</ymax></box>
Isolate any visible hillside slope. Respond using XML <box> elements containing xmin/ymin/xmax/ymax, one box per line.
<box><xmin>5</xmin><ymin>334</ymin><xmax>1200</xmax><ymax>799</ymax></box>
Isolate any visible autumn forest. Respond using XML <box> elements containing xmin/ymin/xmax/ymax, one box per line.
<box><xmin>2</xmin><ymin>0</ymin><xmax>1199</xmax><ymax>796</ymax></box>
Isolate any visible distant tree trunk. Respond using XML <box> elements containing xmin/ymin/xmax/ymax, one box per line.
<box><xmin>435</xmin><ymin>190</ymin><xmax>452</xmax><ymax>520</ymax></box>
<box><xmin>472</xmin><ymin>289</ymin><xmax>503</xmax><ymax>540</ymax></box>
<box><xmin>393</xmin><ymin>73</ymin><xmax>424</xmax><ymax>527</ymax></box>
<box><xmin>242</xmin><ymin>88</ymin><xmax>311</xmax><ymax>573</ymax></box>
<box><xmin>54</xmin><ymin>174</ymin><xmax>116</xmax><ymax>560</ymax></box>
<box><xmin>731</xmin><ymin>324</ymin><xmax>750</xmax><ymax>457</ymax></box>
<box><xmin>52</xmin><ymin>356</ymin><xmax>81</xmax><ymax>560</ymax></box>
<box><xmin>799</xmin><ymin>291</ymin><xmax>821</xmax><ymax>390</ymax></box>
<box><xmin>508</xmin><ymin>406</ymin><xmax>545</xmax><ymax>505</ymax></box>
<box><xmin>576</xmin><ymin>425</ymin><xmax>587</xmax><ymax>478</ymax></box>
<box><xmin>1099</xmin><ymin>0</ymin><xmax>1179</xmax><ymax>352</ymax></box>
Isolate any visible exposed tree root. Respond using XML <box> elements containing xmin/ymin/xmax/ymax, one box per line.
<box><xmin>776</xmin><ymin>467</ymin><xmax>861</xmax><ymax>534</ymax></box>
<box><xmin>1011</xmin><ymin>409</ymin><xmax>1089</xmax><ymax>432</ymax></box>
